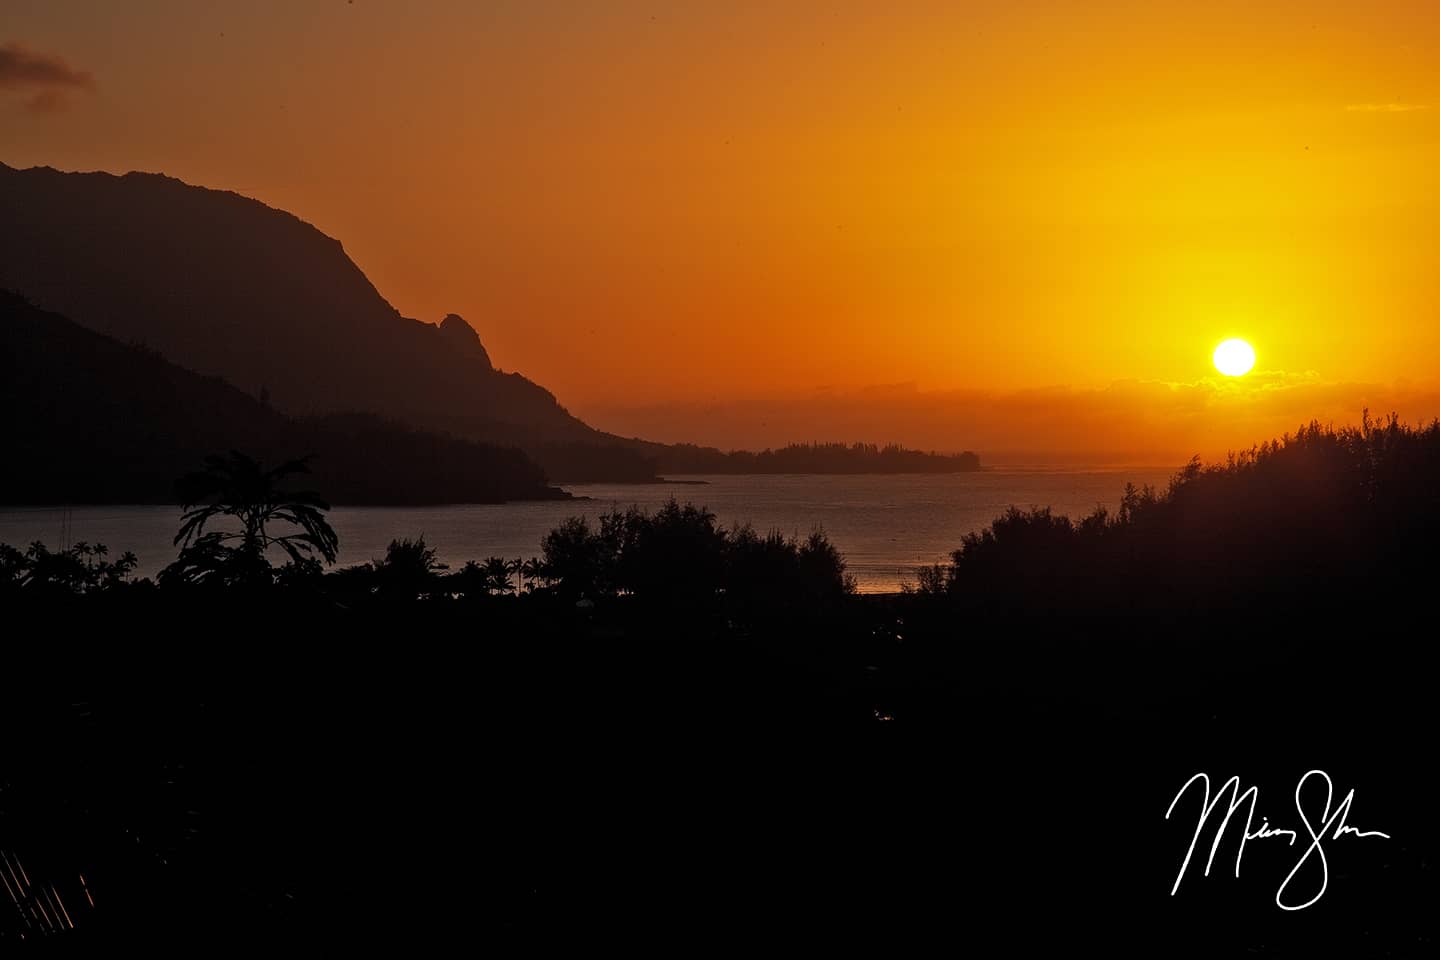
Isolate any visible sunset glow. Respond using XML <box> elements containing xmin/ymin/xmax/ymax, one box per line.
<box><xmin>5</xmin><ymin>2</ymin><xmax>1440</xmax><ymax>459</ymax></box>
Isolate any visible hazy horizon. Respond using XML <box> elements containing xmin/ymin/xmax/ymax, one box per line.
<box><xmin>6</xmin><ymin>2</ymin><xmax>1440</xmax><ymax>456</ymax></box>
<box><xmin>578</xmin><ymin>377</ymin><xmax>1440</xmax><ymax>464</ymax></box>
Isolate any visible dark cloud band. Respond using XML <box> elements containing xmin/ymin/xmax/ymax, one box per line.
<box><xmin>0</xmin><ymin>41</ymin><xmax>94</xmax><ymax>112</ymax></box>
<box><xmin>0</xmin><ymin>42</ymin><xmax>94</xmax><ymax>90</ymax></box>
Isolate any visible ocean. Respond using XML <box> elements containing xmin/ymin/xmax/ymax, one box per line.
<box><xmin>0</xmin><ymin>466</ymin><xmax>1180</xmax><ymax>593</ymax></box>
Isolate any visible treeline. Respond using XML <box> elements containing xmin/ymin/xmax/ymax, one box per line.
<box><xmin>7</xmin><ymin>421</ymin><xmax>1437</xmax><ymax>953</ymax></box>
<box><xmin>13</xmin><ymin>416</ymin><xmax>1436</xmax><ymax>619</ymax></box>
<box><xmin>528</xmin><ymin>441</ymin><xmax>661</xmax><ymax>482</ymax></box>
<box><xmin>316</xmin><ymin>504</ymin><xmax>853</xmax><ymax>614</ymax></box>
<box><xmin>0</xmin><ymin>517</ymin><xmax>852</xmax><ymax>617</ymax></box>
<box><xmin>535</xmin><ymin>439</ymin><xmax>981</xmax><ymax>482</ymax></box>
<box><xmin>907</xmin><ymin>412</ymin><xmax>1440</xmax><ymax>617</ymax></box>
<box><xmin>0</xmin><ymin>449</ymin><xmax>854</xmax><ymax>621</ymax></box>
<box><xmin>527</xmin><ymin>501</ymin><xmax>854</xmax><ymax>607</ymax></box>
<box><xmin>654</xmin><ymin>441</ymin><xmax>980</xmax><ymax>475</ymax></box>
<box><xmin>0</xmin><ymin>291</ymin><xmax>566</xmax><ymax>504</ymax></box>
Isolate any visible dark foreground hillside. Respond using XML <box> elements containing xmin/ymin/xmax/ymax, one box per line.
<box><xmin>2</xmin><ymin>418</ymin><xmax>1437</xmax><ymax>953</ymax></box>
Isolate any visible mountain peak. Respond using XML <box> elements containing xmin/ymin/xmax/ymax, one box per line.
<box><xmin>437</xmin><ymin>313</ymin><xmax>492</xmax><ymax>369</ymax></box>
<box><xmin>0</xmin><ymin>163</ymin><xmax>613</xmax><ymax>468</ymax></box>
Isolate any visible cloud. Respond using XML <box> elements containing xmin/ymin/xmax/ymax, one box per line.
<box><xmin>1344</xmin><ymin>103</ymin><xmax>1428</xmax><ymax>113</ymax></box>
<box><xmin>0</xmin><ymin>41</ymin><xmax>95</xmax><ymax>112</ymax></box>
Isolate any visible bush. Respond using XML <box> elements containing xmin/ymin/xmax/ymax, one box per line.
<box><xmin>924</xmin><ymin>413</ymin><xmax>1440</xmax><ymax>616</ymax></box>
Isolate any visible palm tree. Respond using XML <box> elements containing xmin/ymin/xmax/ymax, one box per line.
<box><xmin>520</xmin><ymin>557</ymin><xmax>546</xmax><ymax>593</ymax></box>
<box><xmin>164</xmin><ymin>452</ymin><xmax>338</xmax><ymax>587</ymax></box>
<box><xmin>482</xmin><ymin>556</ymin><xmax>513</xmax><ymax>595</ymax></box>
<box><xmin>507</xmin><ymin>557</ymin><xmax>525</xmax><ymax>595</ymax></box>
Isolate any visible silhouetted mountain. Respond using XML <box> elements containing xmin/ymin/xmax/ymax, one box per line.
<box><xmin>0</xmin><ymin>161</ymin><xmax>660</xmax><ymax>480</ymax></box>
<box><xmin>0</xmin><ymin>291</ymin><xmax>566</xmax><ymax>504</ymax></box>
<box><xmin>0</xmin><ymin>162</ymin><xmax>977</xmax><ymax>480</ymax></box>
<box><xmin>436</xmin><ymin>312</ymin><xmax>492</xmax><ymax>368</ymax></box>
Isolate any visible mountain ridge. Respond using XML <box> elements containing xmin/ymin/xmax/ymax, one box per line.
<box><xmin>0</xmin><ymin>162</ymin><xmax>592</xmax><ymax>424</ymax></box>
<box><xmin>0</xmin><ymin>290</ymin><xmax>568</xmax><ymax>504</ymax></box>
<box><xmin>0</xmin><ymin>162</ymin><xmax>977</xmax><ymax>479</ymax></box>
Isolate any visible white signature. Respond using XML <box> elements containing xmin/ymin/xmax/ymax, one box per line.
<box><xmin>1165</xmin><ymin>769</ymin><xmax>1391</xmax><ymax>910</ymax></box>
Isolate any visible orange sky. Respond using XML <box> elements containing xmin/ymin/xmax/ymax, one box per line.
<box><xmin>4</xmin><ymin>2</ymin><xmax>1438</xmax><ymax>460</ymax></box>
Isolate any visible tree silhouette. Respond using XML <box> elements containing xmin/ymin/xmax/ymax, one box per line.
<box><xmin>529</xmin><ymin>500</ymin><xmax>854</xmax><ymax>612</ymax></box>
<box><xmin>372</xmin><ymin>537</ymin><xmax>447</xmax><ymax>599</ymax></box>
<box><xmin>520</xmin><ymin>557</ymin><xmax>547</xmax><ymax>593</ymax></box>
<box><xmin>537</xmin><ymin>516</ymin><xmax>614</xmax><ymax>601</ymax></box>
<box><xmin>0</xmin><ymin>540</ymin><xmax>138</xmax><ymax>597</ymax></box>
<box><xmin>482</xmin><ymin>556</ymin><xmax>514</xmax><ymax>595</ymax></box>
<box><xmin>162</xmin><ymin>452</ymin><xmax>338</xmax><ymax>588</ymax></box>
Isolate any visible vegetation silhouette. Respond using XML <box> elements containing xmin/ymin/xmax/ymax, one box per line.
<box><xmin>160</xmin><ymin>452</ymin><xmax>339</xmax><ymax>589</ymax></box>
<box><xmin>482</xmin><ymin>556</ymin><xmax>516</xmax><ymax>595</ymax></box>
<box><xmin>0</xmin><ymin>540</ymin><xmax>137</xmax><ymax>599</ymax></box>
<box><xmin>532</xmin><ymin>499</ymin><xmax>856</xmax><ymax>611</ymax></box>
<box><xmin>6</xmin><ymin>417</ymin><xmax>1439</xmax><ymax>953</ymax></box>
<box><xmin>369</xmin><ymin>537</ymin><xmax>449</xmax><ymax>600</ymax></box>
<box><xmin>904</xmin><ymin>412</ymin><xmax>1440</xmax><ymax>619</ymax></box>
<box><xmin>654</xmin><ymin>441</ymin><xmax>980</xmax><ymax>474</ymax></box>
<box><xmin>9</xmin><ymin>414</ymin><xmax>1436</xmax><ymax>615</ymax></box>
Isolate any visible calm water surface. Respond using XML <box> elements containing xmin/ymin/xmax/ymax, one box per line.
<box><xmin>0</xmin><ymin>468</ymin><xmax>1179</xmax><ymax>592</ymax></box>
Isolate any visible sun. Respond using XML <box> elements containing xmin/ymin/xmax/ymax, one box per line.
<box><xmin>1213</xmin><ymin>338</ymin><xmax>1256</xmax><ymax>377</ymax></box>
